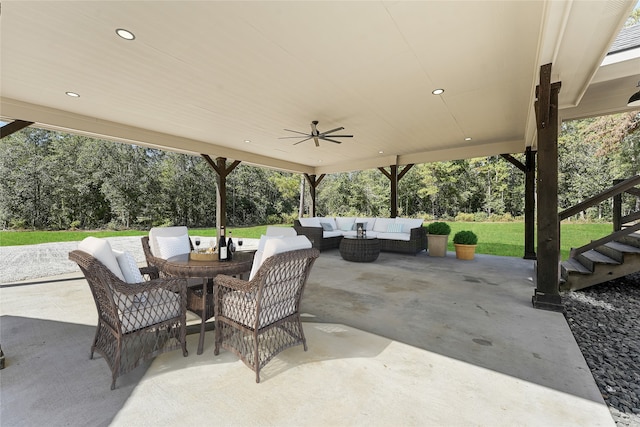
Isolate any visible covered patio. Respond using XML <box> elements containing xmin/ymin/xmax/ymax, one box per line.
<box><xmin>1</xmin><ymin>239</ymin><xmax>613</xmax><ymax>426</ymax></box>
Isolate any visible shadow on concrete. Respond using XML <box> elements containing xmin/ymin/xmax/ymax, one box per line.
<box><xmin>0</xmin><ymin>315</ymin><xmax>147</xmax><ymax>427</ymax></box>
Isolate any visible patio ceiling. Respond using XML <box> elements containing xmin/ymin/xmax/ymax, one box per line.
<box><xmin>1</xmin><ymin>1</ymin><xmax>638</xmax><ymax>175</ymax></box>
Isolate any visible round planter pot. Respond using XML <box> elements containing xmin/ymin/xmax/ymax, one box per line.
<box><xmin>454</xmin><ymin>244</ymin><xmax>476</xmax><ymax>260</ymax></box>
<box><xmin>427</xmin><ymin>234</ymin><xmax>449</xmax><ymax>257</ymax></box>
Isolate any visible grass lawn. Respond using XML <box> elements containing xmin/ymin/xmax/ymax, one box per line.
<box><xmin>0</xmin><ymin>225</ymin><xmax>274</xmax><ymax>247</ymax></box>
<box><xmin>0</xmin><ymin>222</ymin><xmax>613</xmax><ymax>260</ymax></box>
<box><xmin>445</xmin><ymin>222</ymin><xmax>612</xmax><ymax>260</ymax></box>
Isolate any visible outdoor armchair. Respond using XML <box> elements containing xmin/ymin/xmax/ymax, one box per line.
<box><xmin>69</xmin><ymin>238</ymin><xmax>188</xmax><ymax>390</ymax></box>
<box><xmin>214</xmin><ymin>238</ymin><xmax>319</xmax><ymax>383</ymax></box>
<box><xmin>141</xmin><ymin>230</ymin><xmax>213</xmax><ymax>333</ymax></box>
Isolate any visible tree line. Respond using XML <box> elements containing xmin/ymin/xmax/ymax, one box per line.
<box><xmin>0</xmin><ymin>112</ymin><xmax>638</xmax><ymax>231</ymax></box>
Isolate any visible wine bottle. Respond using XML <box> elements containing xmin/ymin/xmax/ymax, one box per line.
<box><xmin>227</xmin><ymin>231</ymin><xmax>234</xmax><ymax>261</ymax></box>
<box><xmin>218</xmin><ymin>226</ymin><xmax>228</xmax><ymax>261</ymax></box>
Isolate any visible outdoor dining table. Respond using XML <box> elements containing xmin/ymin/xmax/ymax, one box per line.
<box><xmin>162</xmin><ymin>250</ymin><xmax>255</xmax><ymax>355</ymax></box>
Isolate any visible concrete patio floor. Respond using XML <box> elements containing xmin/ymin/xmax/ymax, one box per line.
<box><xmin>0</xmin><ymin>241</ymin><xmax>615</xmax><ymax>426</ymax></box>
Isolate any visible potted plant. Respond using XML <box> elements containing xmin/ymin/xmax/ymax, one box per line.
<box><xmin>426</xmin><ymin>222</ymin><xmax>450</xmax><ymax>257</ymax></box>
<box><xmin>453</xmin><ymin>230</ymin><xmax>478</xmax><ymax>260</ymax></box>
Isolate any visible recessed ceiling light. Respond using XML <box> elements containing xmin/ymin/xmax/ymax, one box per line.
<box><xmin>116</xmin><ymin>28</ymin><xmax>135</xmax><ymax>40</ymax></box>
<box><xmin>465</xmin><ymin>137</ymin><xmax>472</xmax><ymax>141</ymax></box>
<box><xmin>65</xmin><ymin>91</ymin><xmax>80</xmax><ymax>98</ymax></box>
<box><xmin>244</xmin><ymin>140</ymin><xmax>251</xmax><ymax>143</ymax></box>
<box><xmin>432</xmin><ymin>89</ymin><xmax>444</xmax><ymax>95</ymax></box>
<box><xmin>379</xmin><ymin>151</ymin><xmax>384</xmax><ymax>154</ymax></box>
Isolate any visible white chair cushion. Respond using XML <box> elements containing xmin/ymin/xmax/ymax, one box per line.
<box><xmin>149</xmin><ymin>226</ymin><xmax>189</xmax><ymax>257</ymax></box>
<box><xmin>78</xmin><ymin>237</ymin><xmax>125</xmax><ymax>281</ymax></box>
<box><xmin>249</xmin><ymin>235</ymin><xmax>283</xmax><ymax>280</ymax></box>
<box><xmin>395</xmin><ymin>217</ymin><xmax>424</xmax><ymax>233</ymax></box>
<box><xmin>249</xmin><ymin>235</ymin><xmax>312</xmax><ymax>280</ymax></box>
<box><xmin>113</xmin><ymin>250</ymin><xmax>144</xmax><ymax>284</ymax></box>
<box><xmin>120</xmin><ymin>289</ymin><xmax>181</xmax><ymax>333</ymax></box>
<box><xmin>323</xmin><ymin>230</ymin><xmax>343</xmax><ymax>238</ymax></box>
<box><xmin>298</xmin><ymin>217</ymin><xmax>321</xmax><ymax>227</ymax></box>
<box><xmin>372</xmin><ymin>217</ymin><xmax>395</xmax><ymax>232</ymax></box>
<box><xmin>335</xmin><ymin>217</ymin><xmax>355</xmax><ymax>231</ymax></box>
<box><xmin>266</xmin><ymin>226</ymin><xmax>297</xmax><ymax>237</ymax></box>
<box><xmin>156</xmin><ymin>235</ymin><xmax>191</xmax><ymax>260</ymax></box>
<box><xmin>376</xmin><ymin>232</ymin><xmax>411</xmax><ymax>241</ymax></box>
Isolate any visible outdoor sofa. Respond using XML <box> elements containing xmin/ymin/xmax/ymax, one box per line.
<box><xmin>293</xmin><ymin>216</ymin><xmax>426</xmax><ymax>254</ymax></box>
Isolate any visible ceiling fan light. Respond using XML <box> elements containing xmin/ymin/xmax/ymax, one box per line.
<box><xmin>432</xmin><ymin>88</ymin><xmax>444</xmax><ymax>95</ymax></box>
<box><xmin>116</xmin><ymin>28</ymin><xmax>135</xmax><ymax>40</ymax></box>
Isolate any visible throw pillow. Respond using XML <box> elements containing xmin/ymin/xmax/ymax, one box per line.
<box><xmin>156</xmin><ymin>235</ymin><xmax>191</xmax><ymax>260</ymax></box>
<box><xmin>78</xmin><ymin>237</ymin><xmax>125</xmax><ymax>281</ymax></box>
<box><xmin>386</xmin><ymin>223</ymin><xmax>404</xmax><ymax>233</ymax></box>
<box><xmin>113</xmin><ymin>250</ymin><xmax>144</xmax><ymax>284</ymax></box>
<box><xmin>320</xmin><ymin>222</ymin><xmax>334</xmax><ymax>231</ymax></box>
<box><xmin>373</xmin><ymin>217</ymin><xmax>394</xmax><ymax>232</ymax></box>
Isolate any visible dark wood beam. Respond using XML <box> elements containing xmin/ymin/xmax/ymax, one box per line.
<box><xmin>533</xmin><ymin>63</ymin><xmax>562</xmax><ymax>311</ymax></box>
<box><xmin>500</xmin><ymin>153</ymin><xmax>526</xmax><ymax>172</ymax></box>
<box><xmin>1</xmin><ymin>120</ymin><xmax>33</xmax><ymax>139</ymax></box>
<box><xmin>378</xmin><ymin>164</ymin><xmax>413</xmax><ymax>218</ymax></box>
<box><xmin>500</xmin><ymin>151</ymin><xmax>535</xmax><ymax>259</ymax></box>
<box><xmin>201</xmin><ymin>155</ymin><xmax>241</xmax><ymax>240</ymax></box>
<box><xmin>304</xmin><ymin>173</ymin><xmax>325</xmax><ymax>217</ymax></box>
<box><xmin>524</xmin><ymin>147</ymin><xmax>536</xmax><ymax>260</ymax></box>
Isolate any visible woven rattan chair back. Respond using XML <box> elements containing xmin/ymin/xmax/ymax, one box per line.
<box><xmin>69</xmin><ymin>249</ymin><xmax>188</xmax><ymax>390</ymax></box>
<box><xmin>214</xmin><ymin>247</ymin><xmax>320</xmax><ymax>383</ymax></box>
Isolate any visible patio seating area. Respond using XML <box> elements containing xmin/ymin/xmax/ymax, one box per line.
<box><xmin>0</xmin><ymin>237</ymin><xmax>616</xmax><ymax>425</ymax></box>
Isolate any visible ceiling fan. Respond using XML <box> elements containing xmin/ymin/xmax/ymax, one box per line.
<box><xmin>279</xmin><ymin>120</ymin><xmax>353</xmax><ymax>147</ymax></box>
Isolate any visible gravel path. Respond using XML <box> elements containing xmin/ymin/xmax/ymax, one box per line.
<box><xmin>564</xmin><ymin>272</ymin><xmax>640</xmax><ymax>427</ymax></box>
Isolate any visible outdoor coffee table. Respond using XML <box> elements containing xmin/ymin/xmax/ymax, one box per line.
<box><xmin>162</xmin><ymin>251</ymin><xmax>255</xmax><ymax>355</ymax></box>
<box><xmin>339</xmin><ymin>236</ymin><xmax>380</xmax><ymax>262</ymax></box>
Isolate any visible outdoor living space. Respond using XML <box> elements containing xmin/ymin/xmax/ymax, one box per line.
<box><xmin>0</xmin><ymin>239</ymin><xmax>614</xmax><ymax>426</ymax></box>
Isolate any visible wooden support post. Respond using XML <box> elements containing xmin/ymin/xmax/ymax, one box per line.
<box><xmin>1</xmin><ymin>120</ymin><xmax>33</xmax><ymax>139</ymax></box>
<box><xmin>532</xmin><ymin>63</ymin><xmax>562</xmax><ymax>312</ymax></box>
<box><xmin>378</xmin><ymin>163</ymin><xmax>413</xmax><ymax>218</ymax></box>
<box><xmin>202</xmin><ymin>155</ymin><xmax>241</xmax><ymax>240</ymax></box>
<box><xmin>613</xmin><ymin>179</ymin><xmax>623</xmax><ymax>231</ymax></box>
<box><xmin>524</xmin><ymin>147</ymin><xmax>537</xmax><ymax>260</ymax></box>
<box><xmin>304</xmin><ymin>173</ymin><xmax>325</xmax><ymax>217</ymax></box>
<box><xmin>500</xmin><ymin>151</ymin><xmax>536</xmax><ymax>260</ymax></box>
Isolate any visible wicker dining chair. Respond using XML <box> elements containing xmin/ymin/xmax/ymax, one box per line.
<box><xmin>214</xmin><ymin>246</ymin><xmax>320</xmax><ymax>383</ymax></box>
<box><xmin>69</xmin><ymin>249</ymin><xmax>188</xmax><ymax>390</ymax></box>
<box><xmin>141</xmin><ymin>236</ymin><xmax>213</xmax><ymax>328</ymax></box>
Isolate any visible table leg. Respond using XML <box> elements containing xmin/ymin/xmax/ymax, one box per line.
<box><xmin>197</xmin><ymin>277</ymin><xmax>207</xmax><ymax>355</ymax></box>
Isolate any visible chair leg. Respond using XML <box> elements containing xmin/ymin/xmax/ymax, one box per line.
<box><xmin>214</xmin><ymin>320</ymin><xmax>220</xmax><ymax>355</ymax></box>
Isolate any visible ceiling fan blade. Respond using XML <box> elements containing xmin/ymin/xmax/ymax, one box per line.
<box><xmin>293</xmin><ymin>136</ymin><xmax>313</xmax><ymax>145</ymax></box>
<box><xmin>320</xmin><ymin>126</ymin><xmax>344</xmax><ymax>136</ymax></box>
<box><xmin>323</xmin><ymin>134</ymin><xmax>353</xmax><ymax>138</ymax></box>
<box><xmin>279</xmin><ymin>136</ymin><xmax>312</xmax><ymax>139</ymax></box>
<box><xmin>313</xmin><ymin>136</ymin><xmax>320</xmax><ymax>147</ymax></box>
<box><xmin>283</xmin><ymin>129</ymin><xmax>310</xmax><ymax>136</ymax></box>
<box><xmin>321</xmin><ymin>137</ymin><xmax>343</xmax><ymax>144</ymax></box>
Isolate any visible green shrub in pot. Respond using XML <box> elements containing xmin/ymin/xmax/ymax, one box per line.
<box><xmin>427</xmin><ymin>221</ymin><xmax>451</xmax><ymax>235</ymax></box>
<box><xmin>453</xmin><ymin>230</ymin><xmax>478</xmax><ymax>245</ymax></box>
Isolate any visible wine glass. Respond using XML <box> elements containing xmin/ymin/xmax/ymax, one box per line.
<box><xmin>195</xmin><ymin>237</ymin><xmax>201</xmax><ymax>252</ymax></box>
<box><xmin>238</xmin><ymin>238</ymin><xmax>243</xmax><ymax>250</ymax></box>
